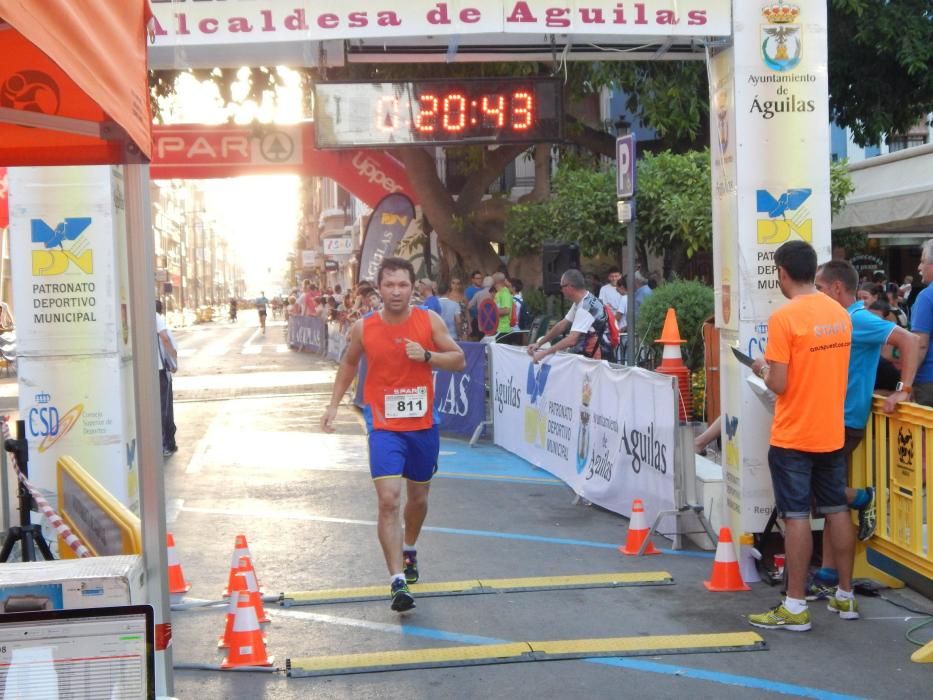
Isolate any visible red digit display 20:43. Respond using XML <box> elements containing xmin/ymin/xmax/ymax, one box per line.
<box><xmin>314</xmin><ymin>78</ymin><xmax>562</xmax><ymax>148</ymax></box>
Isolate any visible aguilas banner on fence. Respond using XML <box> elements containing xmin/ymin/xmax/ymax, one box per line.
<box><xmin>491</xmin><ymin>345</ymin><xmax>677</xmax><ymax>535</ymax></box>
<box><xmin>287</xmin><ymin>315</ymin><xmax>325</xmax><ymax>353</ymax></box>
<box><xmin>433</xmin><ymin>341</ymin><xmax>486</xmax><ymax>437</ymax></box>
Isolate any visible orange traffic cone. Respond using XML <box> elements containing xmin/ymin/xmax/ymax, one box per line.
<box><xmin>220</xmin><ymin>591</ymin><xmax>274</xmax><ymax>669</ymax></box>
<box><xmin>218</xmin><ymin>573</ymin><xmax>267</xmax><ymax>648</ymax></box>
<box><xmin>166</xmin><ymin>533</ymin><xmax>191</xmax><ymax>599</ymax></box>
<box><xmin>618</xmin><ymin>499</ymin><xmax>661</xmax><ymax>556</ymax></box>
<box><xmin>654</xmin><ymin>308</ymin><xmax>692</xmax><ymax>422</ymax></box>
<box><xmin>239</xmin><ymin>556</ymin><xmax>269</xmax><ymax>624</ymax></box>
<box><xmin>223</xmin><ymin>534</ymin><xmax>260</xmax><ymax>597</ymax></box>
<box><xmin>226</xmin><ymin>555</ymin><xmax>262</xmax><ymax>600</ymax></box>
<box><xmin>704</xmin><ymin>527</ymin><xmax>751</xmax><ymax>592</ymax></box>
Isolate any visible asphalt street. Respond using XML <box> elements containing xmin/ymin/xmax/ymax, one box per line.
<box><xmin>4</xmin><ymin>312</ymin><xmax>931</xmax><ymax>698</ymax></box>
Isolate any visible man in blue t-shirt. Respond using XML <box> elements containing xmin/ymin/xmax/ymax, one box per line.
<box><xmin>912</xmin><ymin>239</ymin><xmax>933</xmax><ymax>406</ymax></box>
<box><xmin>812</xmin><ymin>260</ymin><xmax>920</xmax><ymax>602</ymax></box>
<box><xmin>417</xmin><ymin>279</ymin><xmax>442</xmax><ymax>315</ymax></box>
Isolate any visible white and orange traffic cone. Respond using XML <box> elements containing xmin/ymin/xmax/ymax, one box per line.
<box><xmin>239</xmin><ymin>556</ymin><xmax>269</xmax><ymax>624</ymax></box>
<box><xmin>218</xmin><ymin>572</ymin><xmax>267</xmax><ymax>648</ymax></box>
<box><xmin>654</xmin><ymin>308</ymin><xmax>692</xmax><ymax>422</ymax></box>
<box><xmin>220</xmin><ymin>591</ymin><xmax>274</xmax><ymax>669</ymax></box>
<box><xmin>618</xmin><ymin>499</ymin><xmax>661</xmax><ymax>556</ymax></box>
<box><xmin>223</xmin><ymin>534</ymin><xmax>260</xmax><ymax>597</ymax></box>
<box><xmin>704</xmin><ymin>527</ymin><xmax>751</xmax><ymax>592</ymax></box>
<box><xmin>166</xmin><ymin>533</ymin><xmax>191</xmax><ymax>600</ymax></box>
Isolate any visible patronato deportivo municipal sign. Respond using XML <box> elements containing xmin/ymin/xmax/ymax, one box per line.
<box><xmin>150</xmin><ymin>1</ymin><xmax>732</xmax><ymax>46</ymax></box>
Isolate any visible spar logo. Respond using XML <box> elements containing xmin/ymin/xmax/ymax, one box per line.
<box><xmin>31</xmin><ymin>217</ymin><xmax>93</xmax><ymax>276</ymax></box>
<box><xmin>756</xmin><ymin>188</ymin><xmax>812</xmax><ymax>244</ymax></box>
<box><xmin>351</xmin><ymin>152</ymin><xmax>402</xmax><ymax>194</ymax></box>
<box><xmin>28</xmin><ymin>392</ymin><xmax>84</xmax><ymax>454</ymax></box>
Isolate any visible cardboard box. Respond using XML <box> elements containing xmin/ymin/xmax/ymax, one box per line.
<box><xmin>0</xmin><ymin>555</ymin><xmax>145</xmax><ymax>612</ymax></box>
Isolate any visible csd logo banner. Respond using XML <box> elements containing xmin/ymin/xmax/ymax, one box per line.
<box><xmin>31</xmin><ymin>218</ymin><xmax>94</xmax><ymax>275</ymax></box>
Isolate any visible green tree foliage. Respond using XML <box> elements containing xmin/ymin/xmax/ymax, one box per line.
<box><xmin>828</xmin><ymin>0</ymin><xmax>933</xmax><ymax>146</ymax></box>
<box><xmin>505</xmin><ymin>163</ymin><xmax>621</xmax><ymax>257</ymax></box>
<box><xmin>635</xmin><ymin>280</ymin><xmax>714</xmax><ymax>372</ymax></box>
<box><xmin>828</xmin><ymin>158</ymin><xmax>865</xmax><ymax>253</ymax></box>
<box><xmin>635</xmin><ymin>149</ymin><xmax>711</xmax><ymax>272</ymax></box>
<box><xmin>507</xmin><ymin>151</ymin><xmax>855</xmax><ymax>276</ymax></box>
<box><xmin>505</xmin><ymin>150</ymin><xmax>713</xmax><ymax>276</ymax></box>
<box><xmin>577</xmin><ymin>61</ymin><xmax>709</xmax><ymax>149</ymax></box>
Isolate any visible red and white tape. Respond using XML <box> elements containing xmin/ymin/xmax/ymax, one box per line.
<box><xmin>1</xmin><ymin>417</ymin><xmax>91</xmax><ymax>558</ymax></box>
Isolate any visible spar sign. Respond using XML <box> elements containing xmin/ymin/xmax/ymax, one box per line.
<box><xmin>491</xmin><ymin>345</ymin><xmax>677</xmax><ymax>535</ymax></box>
<box><xmin>150</xmin><ymin>123</ymin><xmax>417</xmax><ymax>208</ymax></box>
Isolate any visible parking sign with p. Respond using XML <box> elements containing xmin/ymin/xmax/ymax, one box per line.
<box><xmin>616</xmin><ymin>135</ymin><xmax>636</xmax><ymax>199</ymax></box>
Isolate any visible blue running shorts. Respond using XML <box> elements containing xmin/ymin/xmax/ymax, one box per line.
<box><xmin>368</xmin><ymin>426</ymin><xmax>440</xmax><ymax>483</ymax></box>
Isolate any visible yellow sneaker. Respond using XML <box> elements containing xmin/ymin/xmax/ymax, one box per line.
<box><xmin>747</xmin><ymin>603</ymin><xmax>811</xmax><ymax>631</ymax></box>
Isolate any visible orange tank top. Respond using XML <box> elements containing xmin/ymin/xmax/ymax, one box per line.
<box><xmin>362</xmin><ymin>307</ymin><xmax>437</xmax><ymax>432</ymax></box>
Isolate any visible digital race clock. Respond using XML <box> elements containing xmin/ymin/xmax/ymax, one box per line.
<box><xmin>313</xmin><ymin>78</ymin><xmax>562</xmax><ymax>148</ymax></box>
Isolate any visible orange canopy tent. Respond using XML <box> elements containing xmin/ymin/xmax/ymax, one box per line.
<box><xmin>0</xmin><ymin>0</ymin><xmax>151</xmax><ymax>166</ymax></box>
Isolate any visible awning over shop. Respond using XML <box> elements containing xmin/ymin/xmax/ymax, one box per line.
<box><xmin>0</xmin><ymin>0</ymin><xmax>152</xmax><ymax>166</ymax></box>
<box><xmin>832</xmin><ymin>143</ymin><xmax>933</xmax><ymax>234</ymax></box>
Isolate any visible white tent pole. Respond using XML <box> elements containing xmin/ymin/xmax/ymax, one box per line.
<box><xmin>0</xmin><ymin>107</ymin><xmax>103</xmax><ymax>138</ymax></box>
<box><xmin>124</xmin><ymin>163</ymin><xmax>174</xmax><ymax>696</ymax></box>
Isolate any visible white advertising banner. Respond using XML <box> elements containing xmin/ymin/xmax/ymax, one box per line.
<box><xmin>150</xmin><ymin>0</ymin><xmax>732</xmax><ymax>45</ymax></box>
<box><xmin>491</xmin><ymin>346</ymin><xmax>677</xmax><ymax>536</ymax></box>
<box><xmin>713</xmin><ymin>1</ymin><xmax>832</xmax><ymax>534</ymax></box>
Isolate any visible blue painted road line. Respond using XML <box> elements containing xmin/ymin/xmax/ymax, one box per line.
<box><xmin>393</xmin><ymin>623</ymin><xmax>864</xmax><ymax>700</ymax></box>
<box><xmin>438</xmin><ymin>439</ymin><xmax>562</xmax><ymax>483</ymax></box>
<box><xmin>422</xmin><ymin>523</ymin><xmax>715</xmax><ymax>559</ymax></box>
<box><xmin>181</xmin><ymin>505</ymin><xmax>714</xmax><ymax>558</ymax></box>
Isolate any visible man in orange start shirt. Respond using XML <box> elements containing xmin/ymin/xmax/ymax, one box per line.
<box><xmin>321</xmin><ymin>257</ymin><xmax>464</xmax><ymax>612</ymax></box>
<box><xmin>748</xmin><ymin>241</ymin><xmax>854</xmax><ymax>632</ymax></box>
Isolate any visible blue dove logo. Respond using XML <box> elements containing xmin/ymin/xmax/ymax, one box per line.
<box><xmin>724</xmin><ymin>414</ymin><xmax>739</xmax><ymax>440</ymax></box>
<box><xmin>31</xmin><ymin>218</ymin><xmax>91</xmax><ymax>249</ymax></box>
<box><xmin>30</xmin><ymin>217</ymin><xmax>94</xmax><ymax>276</ymax></box>
<box><xmin>756</xmin><ymin>188</ymin><xmax>812</xmax><ymax>243</ymax></box>
<box><xmin>526</xmin><ymin>362</ymin><xmax>551</xmax><ymax>405</ymax></box>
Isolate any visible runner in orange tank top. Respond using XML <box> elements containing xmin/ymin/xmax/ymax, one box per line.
<box><xmin>321</xmin><ymin>257</ymin><xmax>464</xmax><ymax>612</ymax></box>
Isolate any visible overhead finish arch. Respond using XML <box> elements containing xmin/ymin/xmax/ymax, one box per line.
<box><xmin>148</xmin><ymin>0</ymin><xmax>834</xmax><ymax>542</ymax></box>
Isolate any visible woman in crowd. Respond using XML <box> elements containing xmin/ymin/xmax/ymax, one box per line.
<box><xmin>446</xmin><ymin>275</ymin><xmax>471</xmax><ymax>340</ymax></box>
<box><xmin>884</xmin><ymin>283</ymin><xmax>909</xmax><ymax>327</ymax></box>
<box><xmin>867</xmin><ymin>300</ymin><xmax>902</xmax><ymax>391</ymax></box>
<box><xmin>856</xmin><ymin>282</ymin><xmax>884</xmax><ymax>308</ymax></box>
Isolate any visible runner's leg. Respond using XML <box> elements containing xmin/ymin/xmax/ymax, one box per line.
<box><xmin>374</xmin><ymin>477</ymin><xmax>404</xmax><ymax>575</ymax></box>
<box><xmin>403</xmin><ymin>481</ymin><xmax>430</xmax><ymax>547</ymax></box>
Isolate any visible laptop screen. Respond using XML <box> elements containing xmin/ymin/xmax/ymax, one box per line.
<box><xmin>0</xmin><ymin>605</ymin><xmax>154</xmax><ymax>700</ymax></box>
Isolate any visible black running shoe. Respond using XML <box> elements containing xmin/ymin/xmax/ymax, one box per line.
<box><xmin>403</xmin><ymin>550</ymin><xmax>419</xmax><ymax>584</ymax></box>
<box><xmin>390</xmin><ymin>578</ymin><xmax>415</xmax><ymax>612</ymax></box>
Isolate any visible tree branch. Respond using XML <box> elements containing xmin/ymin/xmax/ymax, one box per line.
<box><xmin>564</xmin><ymin>115</ymin><xmax>616</xmax><ymax>159</ymax></box>
<box><xmin>456</xmin><ymin>144</ymin><xmax>527</xmax><ymax>214</ymax></box>
<box><xmin>518</xmin><ymin>143</ymin><xmax>552</xmax><ymax>203</ymax></box>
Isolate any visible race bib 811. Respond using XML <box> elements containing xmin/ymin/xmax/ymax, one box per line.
<box><xmin>384</xmin><ymin>386</ymin><xmax>428</xmax><ymax>419</ymax></box>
